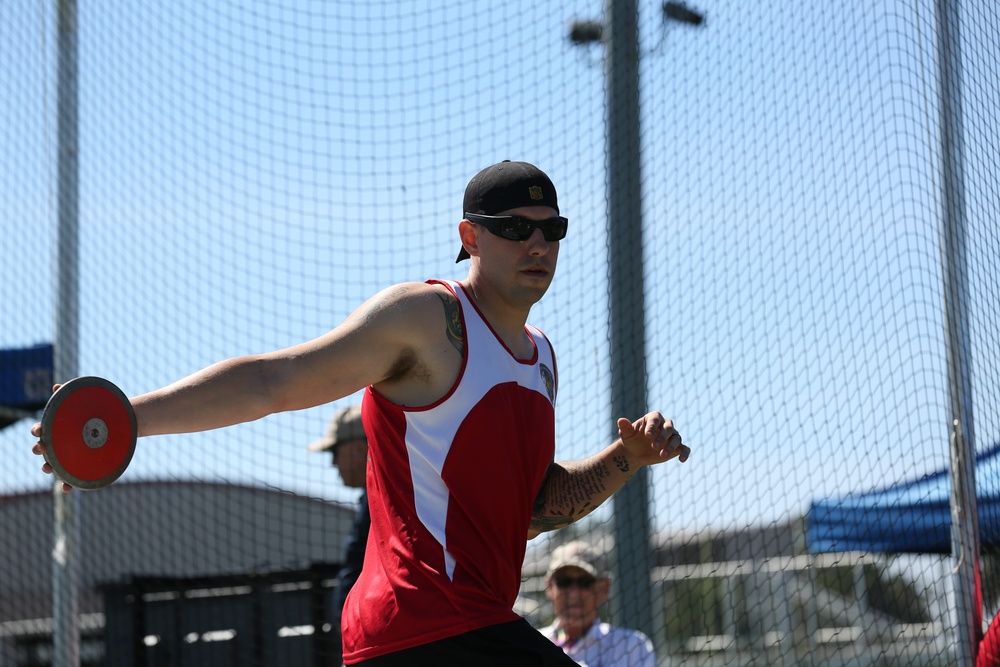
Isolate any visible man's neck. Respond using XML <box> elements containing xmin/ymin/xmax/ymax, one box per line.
<box><xmin>460</xmin><ymin>278</ymin><xmax>534</xmax><ymax>356</ymax></box>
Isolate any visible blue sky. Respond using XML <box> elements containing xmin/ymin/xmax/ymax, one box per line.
<box><xmin>2</xmin><ymin>0</ymin><xmax>998</xmax><ymax>538</ymax></box>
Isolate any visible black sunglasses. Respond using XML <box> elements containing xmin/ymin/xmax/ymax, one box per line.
<box><xmin>552</xmin><ymin>574</ymin><xmax>597</xmax><ymax>590</ymax></box>
<box><xmin>465</xmin><ymin>212</ymin><xmax>568</xmax><ymax>242</ymax></box>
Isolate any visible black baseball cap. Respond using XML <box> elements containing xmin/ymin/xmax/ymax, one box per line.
<box><xmin>457</xmin><ymin>160</ymin><xmax>560</xmax><ymax>262</ymax></box>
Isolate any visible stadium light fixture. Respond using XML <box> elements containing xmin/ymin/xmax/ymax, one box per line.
<box><xmin>662</xmin><ymin>2</ymin><xmax>704</xmax><ymax>26</ymax></box>
<box><xmin>569</xmin><ymin>20</ymin><xmax>603</xmax><ymax>45</ymax></box>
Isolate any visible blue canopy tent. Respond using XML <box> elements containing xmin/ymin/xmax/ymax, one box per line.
<box><xmin>807</xmin><ymin>442</ymin><xmax>1000</xmax><ymax>553</ymax></box>
<box><xmin>0</xmin><ymin>343</ymin><xmax>54</xmax><ymax>430</ymax></box>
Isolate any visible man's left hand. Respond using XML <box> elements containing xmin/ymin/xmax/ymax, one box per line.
<box><xmin>618</xmin><ymin>412</ymin><xmax>689</xmax><ymax>467</ymax></box>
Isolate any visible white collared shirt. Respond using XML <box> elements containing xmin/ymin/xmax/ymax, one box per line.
<box><xmin>539</xmin><ymin>621</ymin><xmax>657</xmax><ymax>667</ymax></box>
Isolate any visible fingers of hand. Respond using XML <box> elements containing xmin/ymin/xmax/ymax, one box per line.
<box><xmin>32</xmin><ymin>386</ymin><xmax>72</xmax><ymax>491</ymax></box>
<box><xmin>642</xmin><ymin>413</ymin><xmax>670</xmax><ymax>438</ymax></box>
<box><xmin>647</xmin><ymin>414</ymin><xmax>674</xmax><ymax>445</ymax></box>
<box><xmin>624</xmin><ymin>412</ymin><xmax>688</xmax><ymax>463</ymax></box>
<box><xmin>32</xmin><ymin>422</ymin><xmax>46</xmax><ymax>456</ymax></box>
<box><xmin>654</xmin><ymin>428</ymin><xmax>687</xmax><ymax>462</ymax></box>
<box><xmin>40</xmin><ymin>462</ymin><xmax>73</xmax><ymax>492</ymax></box>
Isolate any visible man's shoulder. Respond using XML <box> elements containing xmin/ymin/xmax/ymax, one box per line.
<box><xmin>360</xmin><ymin>281</ymin><xmax>457</xmax><ymax>326</ymax></box>
<box><xmin>403</xmin><ymin>280</ymin><xmax>462</xmax><ymax>308</ymax></box>
<box><xmin>376</xmin><ymin>279</ymin><xmax>454</xmax><ymax>303</ymax></box>
<box><xmin>364</xmin><ymin>280</ymin><xmax>466</xmax><ymax>404</ymax></box>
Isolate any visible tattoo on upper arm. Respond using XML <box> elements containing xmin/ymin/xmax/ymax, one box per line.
<box><xmin>530</xmin><ymin>461</ymin><xmax>613</xmax><ymax>533</ymax></box>
<box><xmin>438</xmin><ymin>294</ymin><xmax>464</xmax><ymax>355</ymax></box>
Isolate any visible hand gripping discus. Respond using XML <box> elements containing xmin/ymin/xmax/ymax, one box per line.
<box><xmin>41</xmin><ymin>376</ymin><xmax>137</xmax><ymax>490</ymax></box>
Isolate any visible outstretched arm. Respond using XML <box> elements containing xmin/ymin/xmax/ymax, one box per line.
<box><xmin>31</xmin><ymin>281</ymin><xmax>446</xmax><ymax>491</ymax></box>
<box><xmin>528</xmin><ymin>412</ymin><xmax>689</xmax><ymax>538</ymax></box>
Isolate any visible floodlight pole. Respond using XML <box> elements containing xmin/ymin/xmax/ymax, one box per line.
<box><xmin>54</xmin><ymin>0</ymin><xmax>82</xmax><ymax>665</ymax></box>
<box><xmin>603</xmin><ymin>0</ymin><xmax>653</xmax><ymax>639</ymax></box>
<box><xmin>570</xmin><ymin>0</ymin><xmax>703</xmax><ymax>641</ymax></box>
<box><xmin>934</xmin><ymin>0</ymin><xmax>980</xmax><ymax>664</ymax></box>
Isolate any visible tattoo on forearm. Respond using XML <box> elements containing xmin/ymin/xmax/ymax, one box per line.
<box><xmin>532</xmin><ymin>515</ymin><xmax>576</xmax><ymax>532</ymax></box>
<box><xmin>613</xmin><ymin>455</ymin><xmax>630</xmax><ymax>474</ymax></box>
<box><xmin>531</xmin><ymin>461</ymin><xmax>613</xmax><ymax>532</ymax></box>
<box><xmin>438</xmin><ymin>294</ymin><xmax>464</xmax><ymax>355</ymax></box>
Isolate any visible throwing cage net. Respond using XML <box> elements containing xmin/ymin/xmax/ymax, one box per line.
<box><xmin>1</xmin><ymin>1</ymin><xmax>998</xmax><ymax>665</ymax></box>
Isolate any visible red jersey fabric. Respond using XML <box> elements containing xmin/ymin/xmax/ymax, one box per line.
<box><xmin>341</xmin><ymin>279</ymin><xmax>558</xmax><ymax>663</ymax></box>
<box><xmin>979</xmin><ymin>611</ymin><xmax>1000</xmax><ymax>667</ymax></box>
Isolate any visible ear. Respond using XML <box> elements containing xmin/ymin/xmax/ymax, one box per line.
<box><xmin>458</xmin><ymin>219</ymin><xmax>481</xmax><ymax>259</ymax></box>
<box><xmin>544</xmin><ymin>577</ymin><xmax>557</xmax><ymax>602</ymax></box>
<box><xmin>596</xmin><ymin>579</ymin><xmax>610</xmax><ymax>605</ymax></box>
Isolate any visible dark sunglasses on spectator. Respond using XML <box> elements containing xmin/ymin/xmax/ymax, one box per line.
<box><xmin>465</xmin><ymin>212</ymin><xmax>569</xmax><ymax>242</ymax></box>
<box><xmin>553</xmin><ymin>574</ymin><xmax>597</xmax><ymax>590</ymax></box>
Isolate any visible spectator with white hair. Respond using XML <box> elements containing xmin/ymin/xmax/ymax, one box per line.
<box><xmin>538</xmin><ymin>541</ymin><xmax>657</xmax><ymax>667</ymax></box>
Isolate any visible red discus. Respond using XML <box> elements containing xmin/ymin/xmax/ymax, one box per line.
<box><xmin>41</xmin><ymin>376</ymin><xmax>137</xmax><ymax>490</ymax></box>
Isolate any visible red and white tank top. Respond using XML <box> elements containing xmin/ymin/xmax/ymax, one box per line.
<box><xmin>341</xmin><ymin>279</ymin><xmax>558</xmax><ymax>663</ymax></box>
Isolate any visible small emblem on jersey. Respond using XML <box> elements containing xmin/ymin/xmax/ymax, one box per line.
<box><xmin>539</xmin><ymin>363</ymin><xmax>555</xmax><ymax>403</ymax></box>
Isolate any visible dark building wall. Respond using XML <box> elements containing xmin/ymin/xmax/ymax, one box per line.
<box><xmin>0</xmin><ymin>482</ymin><xmax>357</xmax><ymax>623</ymax></box>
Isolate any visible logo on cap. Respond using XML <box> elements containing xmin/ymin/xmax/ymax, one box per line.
<box><xmin>529</xmin><ymin>186</ymin><xmax>543</xmax><ymax>200</ymax></box>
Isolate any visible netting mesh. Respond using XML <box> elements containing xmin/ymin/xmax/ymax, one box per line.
<box><xmin>2</xmin><ymin>0</ymin><xmax>999</xmax><ymax>665</ymax></box>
